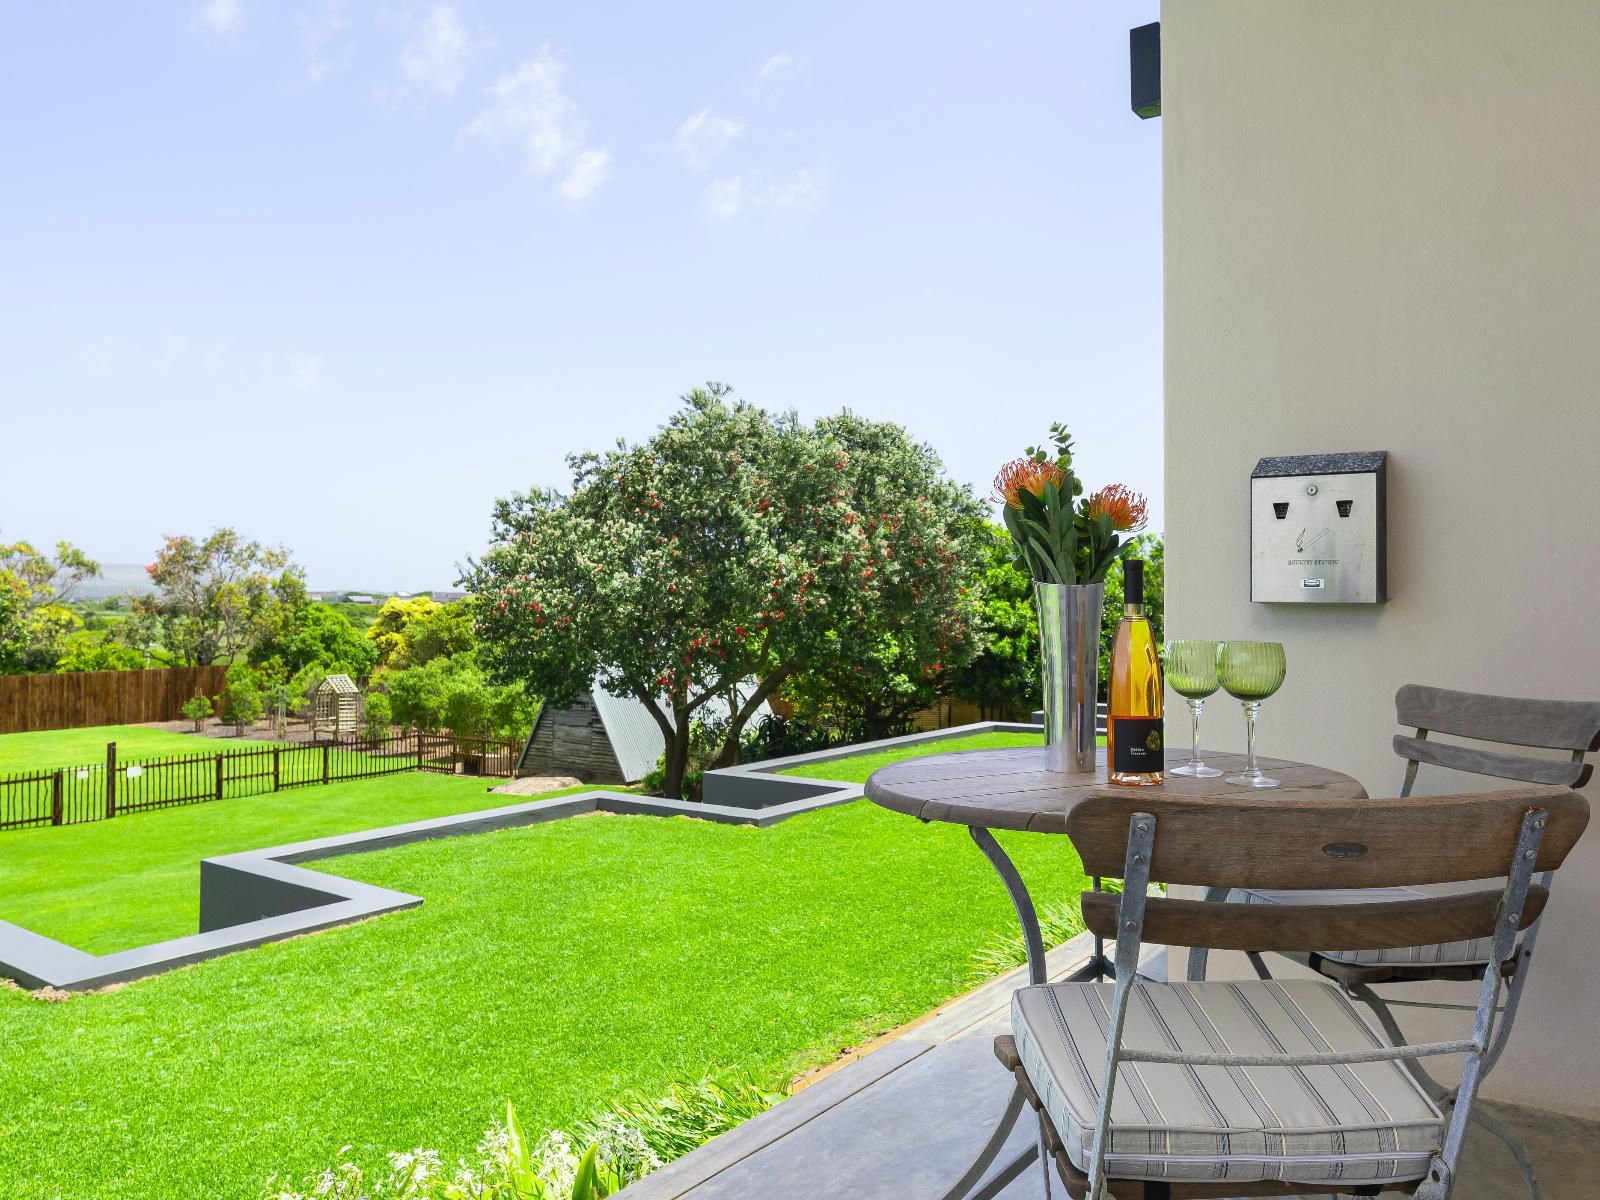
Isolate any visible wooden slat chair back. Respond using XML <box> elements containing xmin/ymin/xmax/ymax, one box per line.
<box><xmin>998</xmin><ymin>787</ymin><xmax>1588</xmax><ymax>1200</ymax></box>
<box><xmin>1394</xmin><ymin>683</ymin><xmax>1600</xmax><ymax>794</ymax></box>
<box><xmin>1069</xmin><ymin>788</ymin><xmax>1585</xmax><ymax>953</ymax></box>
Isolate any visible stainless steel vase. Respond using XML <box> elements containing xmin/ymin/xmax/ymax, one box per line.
<box><xmin>1035</xmin><ymin>580</ymin><xmax>1105</xmax><ymax>774</ymax></box>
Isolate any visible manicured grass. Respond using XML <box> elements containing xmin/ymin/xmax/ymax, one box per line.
<box><xmin>777</xmin><ymin>728</ymin><xmax>1045</xmax><ymax>783</ymax></box>
<box><xmin>0</xmin><ymin>723</ymin><xmax>275</xmax><ymax>775</ymax></box>
<box><xmin>0</xmin><ymin>772</ymin><xmax>565</xmax><ymax>953</ymax></box>
<box><xmin>0</xmin><ymin>751</ymin><xmax>1088</xmax><ymax>1199</ymax></box>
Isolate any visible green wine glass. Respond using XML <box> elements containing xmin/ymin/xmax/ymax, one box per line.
<box><xmin>1217</xmin><ymin>641</ymin><xmax>1287</xmax><ymax>788</ymax></box>
<box><xmin>1165</xmin><ymin>640</ymin><xmax>1222</xmax><ymax>777</ymax></box>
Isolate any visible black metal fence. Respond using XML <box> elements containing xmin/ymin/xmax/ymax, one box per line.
<box><xmin>0</xmin><ymin>731</ymin><xmax>522</xmax><ymax>832</ymax></box>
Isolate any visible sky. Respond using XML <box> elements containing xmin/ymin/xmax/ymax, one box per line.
<box><xmin>0</xmin><ymin>1</ymin><xmax>1162</xmax><ymax>591</ymax></box>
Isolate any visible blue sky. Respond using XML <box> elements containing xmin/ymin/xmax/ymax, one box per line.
<box><xmin>0</xmin><ymin>1</ymin><xmax>1161</xmax><ymax>590</ymax></box>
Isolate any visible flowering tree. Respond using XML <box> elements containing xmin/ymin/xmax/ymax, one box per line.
<box><xmin>465</xmin><ymin>386</ymin><xmax>982</xmax><ymax>797</ymax></box>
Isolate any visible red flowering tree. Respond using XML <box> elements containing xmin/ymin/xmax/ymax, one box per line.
<box><xmin>464</xmin><ymin>385</ymin><xmax>982</xmax><ymax>798</ymax></box>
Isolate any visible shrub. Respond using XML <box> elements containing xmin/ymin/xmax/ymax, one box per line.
<box><xmin>385</xmin><ymin>653</ymin><xmax>534</xmax><ymax>741</ymax></box>
<box><xmin>219</xmin><ymin>663</ymin><xmax>265</xmax><ymax>732</ymax></box>
<box><xmin>180</xmin><ymin>695</ymin><xmax>213</xmax><ymax>732</ymax></box>
<box><xmin>362</xmin><ymin>691</ymin><xmax>393</xmax><ymax>741</ymax></box>
<box><xmin>53</xmin><ymin>632</ymin><xmax>147</xmax><ymax>673</ymax></box>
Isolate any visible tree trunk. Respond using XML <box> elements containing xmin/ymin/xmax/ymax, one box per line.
<box><xmin>661</xmin><ymin>704</ymin><xmax>693</xmax><ymax>799</ymax></box>
<box><xmin>712</xmin><ymin>665</ymin><xmax>794</xmax><ymax>769</ymax></box>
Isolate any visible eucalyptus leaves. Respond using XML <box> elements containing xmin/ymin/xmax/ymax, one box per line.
<box><xmin>993</xmin><ymin>424</ymin><xmax>1148</xmax><ymax>586</ymax></box>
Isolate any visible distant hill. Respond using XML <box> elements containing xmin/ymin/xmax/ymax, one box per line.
<box><xmin>72</xmin><ymin>566</ymin><xmax>463</xmax><ymax>604</ymax></box>
<box><xmin>74</xmin><ymin>563</ymin><xmax>156</xmax><ymax>599</ymax></box>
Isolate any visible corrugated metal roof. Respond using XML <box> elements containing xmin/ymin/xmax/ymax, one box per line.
<box><xmin>590</xmin><ymin>683</ymin><xmax>772</xmax><ymax>784</ymax></box>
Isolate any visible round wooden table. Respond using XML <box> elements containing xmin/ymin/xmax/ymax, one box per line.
<box><xmin>865</xmin><ymin>744</ymin><xmax>1367</xmax><ymax>1200</ymax></box>
<box><xmin>865</xmin><ymin>744</ymin><xmax>1366</xmax><ymax>983</ymax></box>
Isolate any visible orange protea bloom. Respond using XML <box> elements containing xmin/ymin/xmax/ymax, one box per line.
<box><xmin>1086</xmin><ymin>484</ymin><xmax>1149</xmax><ymax>532</ymax></box>
<box><xmin>993</xmin><ymin>457</ymin><xmax>1065</xmax><ymax>509</ymax></box>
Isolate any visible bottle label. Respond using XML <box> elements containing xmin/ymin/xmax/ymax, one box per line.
<box><xmin>1112</xmin><ymin>717</ymin><xmax>1165</xmax><ymax>773</ymax></box>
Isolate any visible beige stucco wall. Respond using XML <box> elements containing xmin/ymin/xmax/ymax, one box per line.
<box><xmin>1162</xmin><ymin>1</ymin><xmax>1600</xmax><ymax>1116</ymax></box>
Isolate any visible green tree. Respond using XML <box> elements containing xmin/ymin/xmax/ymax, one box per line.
<box><xmin>254</xmin><ymin>602</ymin><xmax>379</xmax><ymax>677</ymax></box>
<box><xmin>0</xmin><ymin>538</ymin><xmax>100</xmax><ymax>673</ymax></box>
<box><xmin>465</xmin><ymin>386</ymin><xmax>981</xmax><ymax>798</ymax></box>
<box><xmin>383</xmin><ymin>653</ymin><xmax>533</xmax><ymax>740</ymax></box>
<box><xmin>1099</xmin><ymin>532</ymin><xmax>1165</xmax><ymax>694</ymax></box>
<box><xmin>950</xmin><ymin>521</ymin><xmax>1042</xmax><ymax>718</ymax></box>
<box><xmin>780</xmin><ymin>411</ymin><xmax>984</xmax><ymax>741</ymax></box>
<box><xmin>54</xmin><ymin>632</ymin><xmax>146</xmax><ymax>673</ymax></box>
<box><xmin>394</xmin><ymin>600</ymin><xmax>476</xmax><ymax>669</ymax></box>
<box><xmin>365</xmin><ymin>596</ymin><xmax>440</xmax><ymax>668</ymax></box>
<box><xmin>134</xmin><ymin>529</ymin><xmax>305</xmax><ymax>666</ymax></box>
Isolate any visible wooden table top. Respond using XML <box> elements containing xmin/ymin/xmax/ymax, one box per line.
<box><xmin>864</xmin><ymin>746</ymin><xmax>1367</xmax><ymax>833</ymax></box>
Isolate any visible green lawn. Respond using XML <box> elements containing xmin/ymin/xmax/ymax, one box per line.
<box><xmin>777</xmin><ymin>728</ymin><xmax>1044</xmax><ymax>783</ymax></box>
<box><xmin>0</xmin><ymin>735</ymin><xmax>1088</xmax><ymax>1200</ymax></box>
<box><xmin>0</xmin><ymin>724</ymin><xmax>274</xmax><ymax>775</ymax></box>
<box><xmin>0</xmin><ymin>772</ymin><xmax>554</xmax><ymax>953</ymax></box>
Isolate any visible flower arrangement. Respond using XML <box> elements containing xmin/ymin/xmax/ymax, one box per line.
<box><xmin>994</xmin><ymin>423</ymin><xmax>1147</xmax><ymax>586</ymax></box>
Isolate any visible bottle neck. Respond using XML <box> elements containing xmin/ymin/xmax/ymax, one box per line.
<box><xmin>1124</xmin><ymin>600</ymin><xmax>1145</xmax><ymax>619</ymax></box>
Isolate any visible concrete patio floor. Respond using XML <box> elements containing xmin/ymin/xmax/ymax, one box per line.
<box><xmin>616</xmin><ymin>938</ymin><xmax>1599</xmax><ymax>1200</ymax></box>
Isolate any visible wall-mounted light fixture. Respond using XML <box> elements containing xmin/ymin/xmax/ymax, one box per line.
<box><xmin>1130</xmin><ymin>22</ymin><xmax>1161</xmax><ymax>119</ymax></box>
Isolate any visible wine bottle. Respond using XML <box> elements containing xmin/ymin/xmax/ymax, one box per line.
<box><xmin>1107</xmin><ymin>558</ymin><xmax>1164</xmax><ymax>786</ymax></box>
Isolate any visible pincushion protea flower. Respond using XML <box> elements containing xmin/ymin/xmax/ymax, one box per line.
<box><xmin>1086</xmin><ymin>484</ymin><xmax>1149</xmax><ymax>533</ymax></box>
<box><xmin>993</xmin><ymin>458</ymin><xmax>1066</xmax><ymax>509</ymax></box>
<box><xmin>997</xmin><ymin>422</ymin><xmax>1144</xmax><ymax>585</ymax></box>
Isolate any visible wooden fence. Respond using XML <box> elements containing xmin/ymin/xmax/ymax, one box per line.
<box><xmin>0</xmin><ymin>666</ymin><xmax>230</xmax><ymax>735</ymax></box>
<box><xmin>0</xmin><ymin>731</ymin><xmax>523</xmax><ymax>831</ymax></box>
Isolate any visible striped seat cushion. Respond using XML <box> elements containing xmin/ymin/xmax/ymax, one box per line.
<box><xmin>1226</xmin><ymin>887</ymin><xmax>1511</xmax><ymax>968</ymax></box>
<box><xmin>1011</xmin><ymin>979</ymin><xmax>1442</xmax><ymax>1184</ymax></box>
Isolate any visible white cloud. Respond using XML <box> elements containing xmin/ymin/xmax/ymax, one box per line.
<box><xmin>705</xmin><ymin>168</ymin><xmax>824</xmax><ymax>223</ymax></box>
<box><xmin>559</xmin><ymin>148</ymin><xmax>611</xmax><ymax>202</ymax></box>
<box><xmin>469</xmin><ymin>50</ymin><xmax>609</xmax><ymax>202</ymax></box>
<box><xmin>399</xmin><ymin>4</ymin><xmax>475</xmax><ymax>97</ymax></box>
<box><xmin>673</xmin><ymin>109</ymin><xmax>742</xmax><ymax>170</ymax></box>
<box><xmin>195</xmin><ymin>0</ymin><xmax>243</xmax><ymax>36</ymax></box>
<box><xmin>758</xmin><ymin>52</ymin><xmax>793</xmax><ymax>82</ymax></box>
<box><xmin>298</xmin><ymin>1</ymin><xmax>352</xmax><ymax>83</ymax></box>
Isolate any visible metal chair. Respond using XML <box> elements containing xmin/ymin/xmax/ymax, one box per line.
<box><xmin>995</xmin><ymin>785</ymin><xmax>1589</xmax><ymax>1199</ymax></box>
<box><xmin>1195</xmin><ymin>685</ymin><xmax>1600</xmax><ymax>1196</ymax></box>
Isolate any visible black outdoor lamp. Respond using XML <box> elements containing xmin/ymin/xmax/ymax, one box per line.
<box><xmin>1130</xmin><ymin>21</ymin><xmax>1160</xmax><ymax>118</ymax></box>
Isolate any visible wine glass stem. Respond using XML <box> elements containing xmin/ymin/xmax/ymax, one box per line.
<box><xmin>1188</xmin><ymin>697</ymin><xmax>1205</xmax><ymax>765</ymax></box>
<box><xmin>1242</xmin><ymin>701</ymin><xmax>1261</xmax><ymax>777</ymax></box>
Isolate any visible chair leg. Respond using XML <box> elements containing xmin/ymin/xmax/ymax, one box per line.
<box><xmin>1036</xmin><ymin>1115</ymin><xmax>1053</xmax><ymax>1200</ymax></box>
<box><xmin>1245</xmin><ymin>950</ymin><xmax>1273</xmax><ymax>980</ymax></box>
<box><xmin>937</xmin><ymin>1081</ymin><xmax>1029</xmax><ymax>1200</ymax></box>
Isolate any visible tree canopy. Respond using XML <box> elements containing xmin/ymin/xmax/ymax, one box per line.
<box><xmin>134</xmin><ymin>529</ymin><xmax>305</xmax><ymax>666</ymax></box>
<box><xmin>465</xmin><ymin>385</ymin><xmax>983</xmax><ymax>797</ymax></box>
<box><xmin>0</xmin><ymin>538</ymin><xmax>100</xmax><ymax>674</ymax></box>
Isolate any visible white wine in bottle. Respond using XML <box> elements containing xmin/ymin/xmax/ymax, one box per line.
<box><xmin>1106</xmin><ymin>558</ymin><xmax>1164</xmax><ymax>786</ymax></box>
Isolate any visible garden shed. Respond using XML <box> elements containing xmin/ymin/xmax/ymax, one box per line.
<box><xmin>311</xmin><ymin>673</ymin><xmax>361</xmax><ymax>738</ymax></box>
<box><xmin>517</xmin><ymin>682</ymin><xmax>772</xmax><ymax>783</ymax></box>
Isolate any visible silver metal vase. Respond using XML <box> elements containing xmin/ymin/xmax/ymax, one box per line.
<box><xmin>1035</xmin><ymin>580</ymin><xmax>1105</xmax><ymax>774</ymax></box>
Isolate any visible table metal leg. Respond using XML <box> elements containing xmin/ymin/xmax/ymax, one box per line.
<box><xmin>969</xmin><ymin>826</ymin><xmax>1047</xmax><ymax>985</ymax></box>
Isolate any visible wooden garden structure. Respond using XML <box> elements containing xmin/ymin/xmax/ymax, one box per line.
<box><xmin>311</xmin><ymin>673</ymin><xmax>361</xmax><ymax>739</ymax></box>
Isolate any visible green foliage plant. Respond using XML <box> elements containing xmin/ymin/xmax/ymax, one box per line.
<box><xmin>263</xmin><ymin>1079</ymin><xmax>778</xmax><ymax>1200</ymax></box>
<box><xmin>180</xmin><ymin>695</ymin><xmax>214</xmax><ymax>732</ymax></box>
<box><xmin>219</xmin><ymin>663</ymin><xmax>266</xmax><ymax>732</ymax></box>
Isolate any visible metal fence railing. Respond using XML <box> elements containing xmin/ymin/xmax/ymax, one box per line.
<box><xmin>0</xmin><ymin>731</ymin><xmax>523</xmax><ymax>833</ymax></box>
